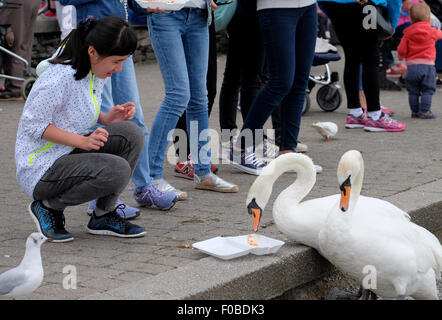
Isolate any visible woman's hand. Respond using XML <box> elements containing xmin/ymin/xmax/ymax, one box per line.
<box><xmin>101</xmin><ymin>102</ymin><xmax>136</xmax><ymax>125</ymax></box>
<box><xmin>5</xmin><ymin>27</ymin><xmax>14</xmax><ymax>47</ymax></box>
<box><xmin>147</xmin><ymin>7</ymin><xmax>165</xmax><ymax>13</ymax></box>
<box><xmin>82</xmin><ymin>127</ymin><xmax>109</xmax><ymax>151</ymax></box>
<box><xmin>211</xmin><ymin>0</ymin><xmax>218</xmax><ymax>11</ymax></box>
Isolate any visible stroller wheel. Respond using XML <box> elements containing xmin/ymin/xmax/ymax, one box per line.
<box><xmin>316</xmin><ymin>85</ymin><xmax>341</xmax><ymax>112</ymax></box>
<box><xmin>302</xmin><ymin>93</ymin><xmax>310</xmax><ymax>115</ymax></box>
<box><xmin>22</xmin><ymin>77</ymin><xmax>36</xmax><ymax>100</ymax></box>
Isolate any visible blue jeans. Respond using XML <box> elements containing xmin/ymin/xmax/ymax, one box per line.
<box><xmin>147</xmin><ymin>9</ymin><xmax>211</xmax><ymax>179</ymax></box>
<box><xmin>406</xmin><ymin>64</ymin><xmax>436</xmax><ymax>114</ymax></box>
<box><xmin>100</xmin><ymin>56</ymin><xmax>153</xmax><ymax>190</ymax></box>
<box><xmin>240</xmin><ymin>5</ymin><xmax>317</xmax><ymax>152</ymax></box>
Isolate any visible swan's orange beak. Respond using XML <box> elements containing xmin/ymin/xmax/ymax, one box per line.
<box><xmin>339</xmin><ymin>175</ymin><xmax>351</xmax><ymax>212</ymax></box>
<box><xmin>247</xmin><ymin>198</ymin><xmax>262</xmax><ymax>232</ymax></box>
<box><xmin>340</xmin><ymin>186</ymin><xmax>350</xmax><ymax>212</ymax></box>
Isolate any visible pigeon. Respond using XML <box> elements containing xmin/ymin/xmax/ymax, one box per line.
<box><xmin>312</xmin><ymin>121</ymin><xmax>338</xmax><ymax>141</ymax></box>
<box><xmin>0</xmin><ymin>233</ymin><xmax>49</xmax><ymax>299</ymax></box>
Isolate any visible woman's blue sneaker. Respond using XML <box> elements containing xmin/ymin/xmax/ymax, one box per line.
<box><xmin>87</xmin><ymin>198</ymin><xmax>139</xmax><ymax>220</ymax></box>
<box><xmin>133</xmin><ymin>185</ymin><xmax>177</xmax><ymax>211</ymax></box>
<box><xmin>28</xmin><ymin>201</ymin><xmax>74</xmax><ymax>243</ymax></box>
<box><xmin>86</xmin><ymin>205</ymin><xmax>147</xmax><ymax>238</ymax></box>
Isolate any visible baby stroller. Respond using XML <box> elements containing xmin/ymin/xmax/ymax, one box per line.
<box><xmin>0</xmin><ymin>0</ymin><xmax>37</xmax><ymax>100</ymax></box>
<box><xmin>302</xmin><ymin>51</ymin><xmax>342</xmax><ymax>115</ymax></box>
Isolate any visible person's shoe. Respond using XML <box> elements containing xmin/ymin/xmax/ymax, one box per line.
<box><xmin>194</xmin><ymin>172</ymin><xmax>239</xmax><ymax>193</ymax></box>
<box><xmin>174</xmin><ymin>156</ymin><xmax>218</xmax><ymax>180</ymax></box>
<box><xmin>153</xmin><ymin>178</ymin><xmax>187</xmax><ymax>200</ymax></box>
<box><xmin>394</xmin><ymin>62</ymin><xmax>407</xmax><ymax>72</ymax></box>
<box><xmin>417</xmin><ymin>110</ymin><xmax>437</xmax><ymax>119</ymax></box>
<box><xmin>38</xmin><ymin>1</ymin><xmax>48</xmax><ymax>14</ymax></box>
<box><xmin>386</xmin><ymin>66</ymin><xmax>402</xmax><ymax>78</ymax></box>
<box><xmin>87</xmin><ymin>197</ymin><xmax>140</xmax><ymax>219</ymax></box>
<box><xmin>364</xmin><ymin>114</ymin><xmax>406</xmax><ymax>132</ymax></box>
<box><xmin>41</xmin><ymin>10</ymin><xmax>57</xmax><ymax>19</ymax></box>
<box><xmin>229</xmin><ymin>148</ymin><xmax>266</xmax><ymax>175</ymax></box>
<box><xmin>345</xmin><ymin>112</ymin><xmax>367</xmax><ymax>129</ymax></box>
<box><xmin>297</xmin><ymin>141</ymin><xmax>308</xmax><ymax>153</ymax></box>
<box><xmin>133</xmin><ymin>185</ymin><xmax>177</xmax><ymax>210</ymax></box>
<box><xmin>86</xmin><ymin>205</ymin><xmax>146</xmax><ymax>238</ymax></box>
<box><xmin>28</xmin><ymin>201</ymin><xmax>74</xmax><ymax>243</ymax></box>
<box><xmin>411</xmin><ymin>112</ymin><xmax>419</xmax><ymax>118</ymax></box>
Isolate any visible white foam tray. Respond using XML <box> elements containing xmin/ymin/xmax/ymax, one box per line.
<box><xmin>192</xmin><ymin>234</ymin><xmax>285</xmax><ymax>260</ymax></box>
<box><xmin>135</xmin><ymin>0</ymin><xmax>189</xmax><ymax>11</ymax></box>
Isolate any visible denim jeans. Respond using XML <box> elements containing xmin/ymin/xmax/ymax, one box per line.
<box><xmin>406</xmin><ymin>64</ymin><xmax>436</xmax><ymax>114</ymax></box>
<box><xmin>99</xmin><ymin>56</ymin><xmax>153</xmax><ymax>191</ymax></box>
<box><xmin>147</xmin><ymin>8</ymin><xmax>211</xmax><ymax>179</ymax></box>
<box><xmin>240</xmin><ymin>5</ymin><xmax>317</xmax><ymax>152</ymax></box>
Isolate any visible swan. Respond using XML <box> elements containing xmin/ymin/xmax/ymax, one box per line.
<box><xmin>318</xmin><ymin>150</ymin><xmax>442</xmax><ymax>299</ymax></box>
<box><xmin>246</xmin><ymin>152</ymin><xmax>409</xmax><ymax>254</ymax></box>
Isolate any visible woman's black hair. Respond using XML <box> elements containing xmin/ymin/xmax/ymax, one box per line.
<box><xmin>51</xmin><ymin>16</ymin><xmax>137</xmax><ymax>80</ymax></box>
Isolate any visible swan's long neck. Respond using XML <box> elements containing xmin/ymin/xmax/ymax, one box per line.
<box><xmin>247</xmin><ymin>153</ymin><xmax>316</xmax><ymax>210</ymax></box>
<box><xmin>348</xmin><ymin>163</ymin><xmax>364</xmax><ymax>213</ymax></box>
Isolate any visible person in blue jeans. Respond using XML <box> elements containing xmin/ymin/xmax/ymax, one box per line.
<box><xmin>229</xmin><ymin>0</ymin><xmax>318</xmax><ymax>175</ymax></box>
<box><xmin>60</xmin><ymin>0</ymin><xmax>178</xmax><ymax>217</ymax></box>
<box><xmin>129</xmin><ymin>0</ymin><xmax>239</xmax><ymax>197</ymax></box>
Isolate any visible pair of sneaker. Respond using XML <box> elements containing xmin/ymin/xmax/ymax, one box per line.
<box><xmin>345</xmin><ymin>109</ymin><xmax>406</xmax><ymax>132</ymax></box>
<box><xmin>87</xmin><ymin>184</ymin><xmax>178</xmax><ymax>219</ymax></box>
<box><xmin>412</xmin><ymin>110</ymin><xmax>437</xmax><ymax>119</ymax></box>
<box><xmin>29</xmin><ymin>201</ymin><xmax>146</xmax><ymax>242</ymax></box>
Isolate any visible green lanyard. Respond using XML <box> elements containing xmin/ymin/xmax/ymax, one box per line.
<box><xmin>29</xmin><ymin>71</ymin><xmax>99</xmax><ymax>164</ymax></box>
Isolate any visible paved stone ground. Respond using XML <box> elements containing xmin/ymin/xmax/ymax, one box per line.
<box><xmin>0</xmin><ymin>53</ymin><xmax>441</xmax><ymax>299</ymax></box>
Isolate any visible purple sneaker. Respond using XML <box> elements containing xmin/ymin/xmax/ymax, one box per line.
<box><xmin>87</xmin><ymin>197</ymin><xmax>139</xmax><ymax>220</ymax></box>
<box><xmin>134</xmin><ymin>185</ymin><xmax>177</xmax><ymax>211</ymax></box>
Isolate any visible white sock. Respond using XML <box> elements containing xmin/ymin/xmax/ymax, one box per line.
<box><xmin>368</xmin><ymin>110</ymin><xmax>382</xmax><ymax>121</ymax></box>
<box><xmin>349</xmin><ymin>108</ymin><xmax>364</xmax><ymax>117</ymax></box>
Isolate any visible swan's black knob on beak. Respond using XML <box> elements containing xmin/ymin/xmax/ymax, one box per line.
<box><xmin>247</xmin><ymin>198</ymin><xmax>262</xmax><ymax>232</ymax></box>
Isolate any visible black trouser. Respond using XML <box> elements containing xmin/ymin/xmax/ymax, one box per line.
<box><xmin>174</xmin><ymin>12</ymin><xmax>217</xmax><ymax>160</ymax></box>
<box><xmin>218</xmin><ymin>13</ymin><xmax>281</xmax><ymax>145</ymax></box>
<box><xmin>320</xmin><ymin>1</ymin><xmax>381</xmax><ymax>112</ymax></box>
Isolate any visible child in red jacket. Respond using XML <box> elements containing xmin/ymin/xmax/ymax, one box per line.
<box><xmin>398</xmin><ymin>2</ymin><xmax>442</xmax><ymax>118</ymax></box>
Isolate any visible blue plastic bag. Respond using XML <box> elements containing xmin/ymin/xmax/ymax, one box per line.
<box><xmin>214</xmin><ymin>0</ymin><xmax>237</xmax><ymax>32</ymax></box>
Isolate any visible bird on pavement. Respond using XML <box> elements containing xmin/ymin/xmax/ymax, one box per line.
<box><xmin>0</xmin><ymin>233</ymin><xmax>50</xmax><ymax>299</ymax></box>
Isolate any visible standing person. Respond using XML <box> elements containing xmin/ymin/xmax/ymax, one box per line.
<box><xmin>229</xmin><ymin>0</ymin><xmax>319</xmax><ymax>175</ymax></box>
<box><xmin>16</xmin><ymin>16</ymin><xmax>147</xmax><ymax>242</ymax></box>
<box><xmin>173</xmin><ymin>10</ymin><xmax>219</xmax><ymax>181</ymax></box>
<box><xmin>318</xmin><ymin>0</ymin><xmax>406</xmax><ymax>132</ymax></box>
<box><xmin>0</xmin><ymin>0</ymin><xmax>40</xmax><ymax>100</ymax></box>
<box><xmin>60</xmin><ymin>0</ymin><xmax>178</xmax><ymax>216</ymax></box>
<box><xmin>398</xmin><ymin>2</ymin><xmax>442</xmax><ymax>118</ymax></box>
<box><xmin>129</xmin><ymin>0</ymin><xmax>239</xmax><ymax>199</ymax></box>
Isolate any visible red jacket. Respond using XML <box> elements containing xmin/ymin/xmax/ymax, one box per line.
<box><xmin>397</xmin><ymin>21</ymin><xmax>442</xmax><ymax>63</ymax></box>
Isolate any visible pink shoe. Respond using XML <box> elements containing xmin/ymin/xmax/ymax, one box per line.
<box><xmin>380</xmin><ymin>106</ymin><xmax>395</xmax><ymax>116</ymax></box>
<box><xmin>364</xmin><ymin>114</ymin><xmax>406</xmax><ymax>132</ymax></box>
<box><xmin>345</xmin><ymin>112</ymin><xmax>367</xmax><ymax>129</ymax></box>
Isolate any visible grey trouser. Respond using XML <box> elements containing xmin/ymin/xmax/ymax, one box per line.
<box><xmin>33</xmin><ymin>122</ymin><xmax>144</xmax><ymax>212</ymax></box>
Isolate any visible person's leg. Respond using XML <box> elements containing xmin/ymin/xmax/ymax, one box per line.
<box><xmin>238</xmin><ymin>14</ymin><xmax>265</xmax><ymax>121</ymax></box>
<box><xmin>31</xmin><ymin>122</ymin><xmax>145</xmax><ymax>240</ymax></box>
<box><xmin>320</xmin><ymin>2</ymin><xmax>362</xmax><ymax>110</ymax></box>
<box><xmin>1</xmin><ymin>0</ymin><xmax>40</xmax><ymax>98</ymax></box>
<box><xmin>279</xmin><ymin>5</ymin><xmax>317</xmax><ymax>152</ymax></box>
<box><xmin>419</xmin><ymin>65</ymin><xmax>436</xmax><ymax>116</ymax></box>
<box><xmin>147</xmin><ymin>11</ymin><xmax>190</xmax><ymax>181</ymax></box>
<box><xmin>182</xmin><ymin>9</ymin><xmax>211</xmax><ymax>177</ymax></box>
<box><xmin>405</xmin><ymin>64</ymin><xmax>421</xmax><ymax>116</ymax></box>
<box><xmin>219</xmin><ymin>14</ymin><xmax>241</xmax><ymax>134</ymax></box>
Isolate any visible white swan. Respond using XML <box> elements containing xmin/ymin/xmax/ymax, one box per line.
<box><xmin>246</xmin><ymin>152</ymin><xmax>409</xmax><ymax>254</ymax></box>
<box><xmin>318</xmin><ymin>150</ymin><xmax>442</xmax><ymax>299</ymax></box>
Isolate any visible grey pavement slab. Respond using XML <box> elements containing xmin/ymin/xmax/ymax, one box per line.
<box><xmin>0</xmin><ymin>53</ymin><xmax>441</xmax><ymax>300</ymax></box>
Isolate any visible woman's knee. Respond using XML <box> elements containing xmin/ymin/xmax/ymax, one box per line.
<box><xmin>100</xmin><ymin>156</ymin><xmax>132</xmax><ymax>187</ymax></box>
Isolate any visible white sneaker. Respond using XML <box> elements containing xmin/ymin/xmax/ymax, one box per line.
<box><xmin>153</xmin><ymin>178</ymin><xmax>187</xmax><ymax>201</ymax></box>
